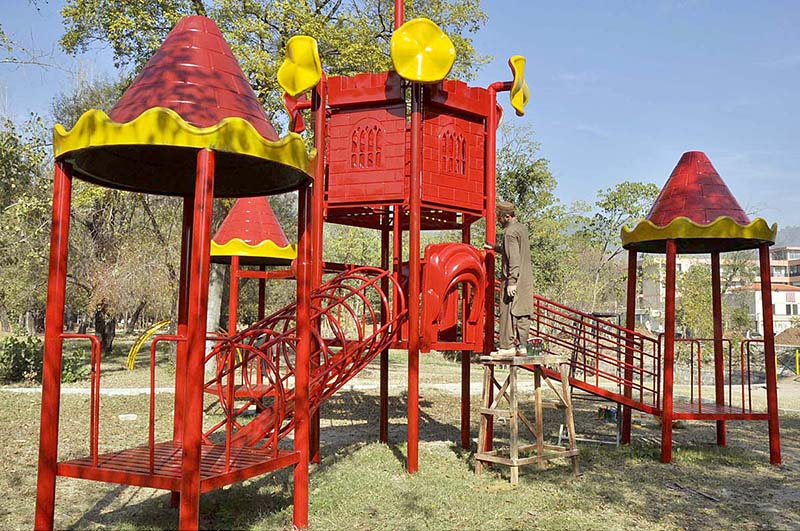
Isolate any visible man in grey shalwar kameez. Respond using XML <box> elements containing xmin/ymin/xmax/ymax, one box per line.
<box><xmin>485</xmin><ymin>201</ymin><xmax>534</xmax><ymax>355</ymax></box>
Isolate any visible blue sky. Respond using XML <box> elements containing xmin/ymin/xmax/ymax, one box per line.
<box><xmin>2</xmin><ymin>1</ymin><xmax>799</xmax><ymax>226</ymax></box>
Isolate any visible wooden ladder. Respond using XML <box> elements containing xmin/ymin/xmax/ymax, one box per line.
<box><xmin>475</xmin><ymin>354</ymin><xmax>580</xmax><ymax>484</ymax></box>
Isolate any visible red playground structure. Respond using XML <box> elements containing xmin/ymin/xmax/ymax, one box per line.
<box><xmin>33</xmin><ymin>3</ymin><xmax>780</xmax><ymax>531</ymax></box>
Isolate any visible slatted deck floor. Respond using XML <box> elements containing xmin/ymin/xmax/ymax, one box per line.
<box><xmin>57</xmin><ymin>441</ymin><xmax>299</xmax><ymax>493</ymax></box>
<box><xmin>671</xmin><ymin>401</ymin><xmax>769</xmax><ymax>421</ymax></box>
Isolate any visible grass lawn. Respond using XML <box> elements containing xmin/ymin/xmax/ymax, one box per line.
<box><xmin>1</xmin><ymin>347</ymin><xmax>799</xmax><ymax>530</ymax></box>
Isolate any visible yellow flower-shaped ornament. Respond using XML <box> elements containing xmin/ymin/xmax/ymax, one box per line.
<box><xmin>508</xmin><ymin>55</ymin><xmax>530</xmax><ymax>116</ymax></box>
<box><xmin>277</xmin><ymin>35</ymin><xmax>323</xmax><ymax>97</ymax></box>
<box><xmin>390</xmin><ymin>18</ymin><xmax>456</xmax><ymax>83</ymax></box>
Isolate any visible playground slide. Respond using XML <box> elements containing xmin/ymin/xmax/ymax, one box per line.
<box><xmin>203</xmin><ymin>266</ymin><xmax>407</xmax><ymax>448</ymax></box>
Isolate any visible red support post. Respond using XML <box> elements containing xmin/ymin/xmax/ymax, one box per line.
<box><xmin>622</xmin><ymin>248</ymin><xmax>637</xmax><ymax>444</ymax></box>
<box><xmin>483</xmin><ymin>82</ymin><xmax>510</xmax><ymax>452</ymax></box>
<box><xmin>380</xmin><ymin>207</ymin><xmax>391</xmax><ymax>443</ymax></box>
<box><xmin>293</xmin><ymin>185</ymin><xmax>313</xmax><ymax>528</ymax></box>
<box><xmin>407</xmin><ymin>82</ymin><xmax>422</xmax><ymax>473</ymax></box>
<box><xmin>711</xmin><ymin>252</ymin><xmax>727</xmax><ymax>446</ymax></box>
<box><xmin>179</xmin><ymin>149</ymin><xmax>216</xmax><ymax>531</ymax></box>
<box><xmin>171</xmin><ymin>197</ymin><xmax>193</xmax><ymax>507</ymax></box>
<box><xmin>34</xmin><ymin>161</ymin><xmax>73</xmax><ymax>531</ymax></box>
<box><xmin>395</xmin><ymin>0</ymin><xmax>404</xmax><ymax>29</ymax></box>
<box><xmin>461</xmin><ymin>224</ymin><xmax>472</xmax><ymax>449</ymax></box>
<box><xmin>759</xmin><ymin>243</ymin><xmax>782</xmax><ymax>464</ymax></box>
<box><xmin>309</xmin><ymin>77</ymin><xmax>327</xmax><ymax>465</ymax></box>
<box><xmin>661</xmin><ymin>239</ymin><xmax>677</xmax><ymax>463</ymax></box>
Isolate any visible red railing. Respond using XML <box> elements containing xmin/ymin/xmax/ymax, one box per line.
<box><xmin>530</xmin><ymin>295</ymin><xmax>661</xmax><ymax>413</ymax></box>
<box><xmin>203</xmin><ymin>266</ymin><xmax>407</xmax><ymax>449</ymax></box>
<box><xmin>61</xmin><ymin>334</ymin><xmax>102</xmax><ymax>466</ymax></box>
<box><xmin>660</xmin><ymin>336</ymin><xmax>758</xmax><ymax>414</ymax></box>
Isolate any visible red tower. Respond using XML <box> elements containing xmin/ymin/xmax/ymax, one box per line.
<box><xmin>34</xmin><ymin>16</ymin><xmax>314</xmax><ymax>531</ymax></box>
<box><xmin>621</xmin><ymin>151</ymin><xmax>781</xmax><ymax>463</ymax></box>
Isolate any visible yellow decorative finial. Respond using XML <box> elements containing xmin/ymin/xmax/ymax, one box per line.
<box><xmin>277</xmin><ymin>35</ymin><xmax>323</xmax><ymax>97</ymax></box>
<box><xmin>390</xmin><ymin>18</ymin><xmax>456</xmax><ymax>83</ymax></box>
<box><xmin>508</xmin><ymin>55</ymin><xmax>530</xmax><ymax>116</ymax></box>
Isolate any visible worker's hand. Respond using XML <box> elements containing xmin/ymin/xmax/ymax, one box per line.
<box><xmin>483</xmin><ymin>242</ymin><xmax>494</xmax><ymax>251</ymax></box>
<box><xmin>506</xmin><ymin>284</ymin><xmax>517</xmax><ymax>298</ymax></box>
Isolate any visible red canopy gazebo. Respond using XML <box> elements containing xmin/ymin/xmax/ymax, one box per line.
<box><xmin>34</xmin><ymin>15</ymin><xmax>314</xmax><ymax>531</ymax></box>
<box><xmin>621</xmin><ymin>151</ymin><xmax>780</xmax><ymax>464</ymax></box>
<box><xmin>211</xmin><ymin>196</ymin><xmax>297</xmax><ymax>334</ymax></box>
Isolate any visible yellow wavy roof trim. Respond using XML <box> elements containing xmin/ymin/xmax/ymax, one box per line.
<box><xmin>211</xmin><ymin>238</ymin><xmax>297</xmax><ymax>260</ymax></box>
<box><xmin>53</xmin><ymin>107</ymin><xmax>314</xmax><ymax>175</ymax></box>
<box><xmin>621</xmin><ymin>216</ymin><xmax>777</xmax><ymax>247</ymax></box>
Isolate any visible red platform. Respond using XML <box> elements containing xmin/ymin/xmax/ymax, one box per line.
<box><xmin>58</xmin><ymin>442</ymin><xmax>299</xmax><ymax>493</ymax></box>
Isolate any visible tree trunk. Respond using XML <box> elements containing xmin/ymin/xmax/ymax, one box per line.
<box><xmin>126</xmin><ymin>300</ymin><xmax>147</xmax><ymax>335</ymax></box>
<box><xmin>205</xmin><ymin>263</ymin><xmax>226</xmax><ymax>373</ymax></box>
<box><xmin>94</xmin><ymin>302</ymin><xmax>117</xmax><ymax>353</ymax></box>
<box><xmin>24</xmin><ymin>310</ymin><xmax>36</xmax><ymax>336</ymax></box>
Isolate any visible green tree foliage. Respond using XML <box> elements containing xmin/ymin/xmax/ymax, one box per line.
<box><xmin>0</xmin><ymin>115</ymin><xmax>50</xmax><ymax>332</ymax></box>
<box><xmin>581</xmin><ymin>180</ymin><xmax>660</xmax><ymax>311</ymax></box>
<box><xmin>495</xmin><ymin>123</ymin><xmax>567</xmax><ymax>296</ymax></box>
<box><xmin>60</xmin><ymin>0</ymin><xmax>489</xmax><ymax>117</ymax></box>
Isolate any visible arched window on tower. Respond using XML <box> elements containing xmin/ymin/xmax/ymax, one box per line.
<box><xmin>351</xmin><ymin>123</ymin><xmax>383</xmax><ymax>169</ymax></box>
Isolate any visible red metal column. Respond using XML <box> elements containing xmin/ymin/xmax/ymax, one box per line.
<box><xmin>483</xmin><ymin>83</ymin><xmax>509</xmax><ymax>452</ymax></box>
<box><xmin>622</xmin><ymin>248</ymin><xmax>637</xmax><ymax>444</ymax></box>
<box><xmin>34</xmin><ymin>161</ymin><xmax>73</xmax><ymax>531</ymax></box>
<box><xmin>711</xmin><ymin>252</ymin><xmax>727</xmax><ymax>446</ymax></box>
<box><xmin>380</xmin><ymin>207</ymin><xmax>391</xmax><ymax>443</ymax></box>
<box><xmin>461</xmin><ymin>224</ymin><xmax>472</xmax><ymax>449</ymax></box>
<box><xmin>661</xmin><ymin>239</ymin><xmax>677</xmax><ymax>463</ymax></box>
<box><xmin>759</xmin><ymin>242</ymin><xmax>782</xmax><ymax>464</ymax></box>
<box><xmin>395</xmin><ymin>0</ymin><xmax>404</xmax><ymax>29</ymax></box>
<box><xmin>309</xmin><ymin>77</ymin><xmax>326</xmax><ymax>464</ymax></box>
<box><xmin>171</xmin><ymin>197</ymin><xmax>193</xmax><ymax>507</ymax></box>
<box><xmin>293</xmin><ymin>185</ymin><xmax>313</xmax><ymax>527</ymax></box>
<box><xmin>178</xmin><ymin>149</ymin><xmax>216</xmax><ymax>531</ymax></box>
<box><xmin>407</xmin><ymin>81</ymin><xmax>422</xmax><ymax>473</ymax></box>
<box><xmin>228</xmin><ymin>256</ymin><xmax>240</xmax><ymax>335</ymax></box>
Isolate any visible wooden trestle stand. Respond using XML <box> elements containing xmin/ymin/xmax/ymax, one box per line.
<box><xmin>475</xmin><ymin>353</ymin><xmax>579</xmax><ymax>484</ymax></box>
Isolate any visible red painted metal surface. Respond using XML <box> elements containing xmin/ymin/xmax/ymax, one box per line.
<box><xmin>646</xmin><ymin>151</ymin><xmax>749</xmax><ymax>227</ymax></box>
<box><xmin>661</xmin><ymin>239</ymin><xmax>677</xmax><ymax>463</ymax></box>
<box><xmin>759</xmin><ymin>243</ymin><xmax>782</xmax><ymax>464</ymax></box>
<box><xmin>407</xmin><ymin>81</ymin><xmax>422</xmax><ymax>474</ymax></box>
<box><xmin>179</xmin><ymin>148</ymin><xmax>216</xmax><ymax>531</ymax></box>
<box><xmin>34</xmin><ymin>161</ymin><xmax>73</xmax><ymax>531</ymax></box>
<box><xmin>422</xmin><ymin>80</ymin><xmax>489</xmax><ymax>215</ymax></box>
<box><xmin>711</xmin><ymin>252</ymin><xmax>727</xmax><ymax>445</ymax></box>
<box><xmin>111</xmin><ymin>16</ymin><xmax>278</xmax><ymax>141</ymax></box>
<box><xmin>326</xmin><ymin>72</ymin><xmax>407</xmax><ymax>208</ymax></box>
<box><xmin>294</xmin><ymin>184</ymin><xmax>311</xmax><ymax>528</ymax></box>
<box><xmin>310</xmin><ymin>76</ymin><xmax>327</xmax><ymax>465</ymax></box>
<box><xmin>531</xmin><ymin>294</ymin><xmax>661</xmax><ymax>414</ymax></box>
<box><xmin>622</xmin><ymin>248</ymin><xmax>637</xmax><ymax>444</ymax></box>
<box><xmin>380</xmin><ymin>209</ymin><xmax>391</xmax><ymax>443</ymax></box>
<box><xmin>212</xmin><ymin>197</ymin><xmax>291</xmax><ymax>249</ymax></box>
<box><xmin>420</xmin><ymin>242</ymin><xmax>485</xmax><ymax>352</ymax></box>
<box><xmin>461</xmin><ymin>225</ymin><xmax>472</xmax><ymax>450</ymax></box>
<box><xmin>200</xmin><ymin>266</ymin><xmax>406</xmax><ymax>449</ymax></box>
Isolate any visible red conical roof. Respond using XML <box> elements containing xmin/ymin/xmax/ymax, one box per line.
<box><xmin>111</xmin><ymin>15</ymin><xmax>278</xmax><ymax>141</ymax></box>
<box><xmin>211</xmin><ymin>197</ymin><xmax>296</xmax><ymax>265</ymax></box>
<box><xmin>646</xmin><ymin>151</ymin><xmax>750</xmax><ymax>226</ymax></box>
<box><xmin>621</xmin><ymin>151</ymin><xmax>777</xmax><ymax>254</ymax></box>
<box><xmin>214</xmin><ymin>197</ymin><xmax>290</xmax><ymax>247</ymax></box>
